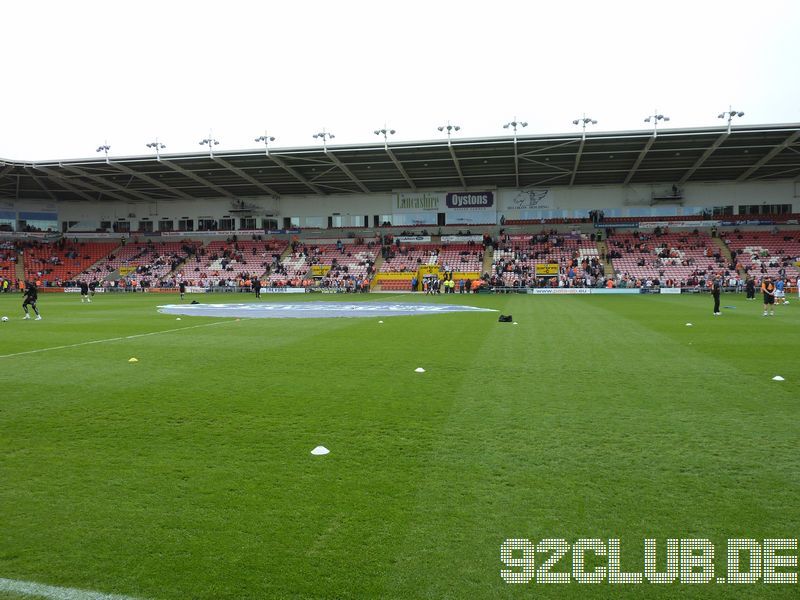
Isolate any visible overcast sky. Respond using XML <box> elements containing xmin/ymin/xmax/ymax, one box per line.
<box><xmin>2</xmin><ymin>0</ymin><xmax>798</xmax><ymax>161</ymax></box>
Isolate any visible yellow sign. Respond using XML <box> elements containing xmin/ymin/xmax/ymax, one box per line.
<box><xmin>311</xmin><ymin>265</ymin><xmax>331</xmax><ymax>276</ymax></box>
<box><xmin>375</xmin><ymin>273</ymin><xmax>414</xmax><ymax>281</ymax></box>
<box><xmin>535</xmin><ymin>263</ymin><xmax>560</xmax><ymax>276</ymax></box>
<box><xmin>418</xmin><ymin>265</ymin><xmax>440</xmax><ymax>278</ymax></box>
<box><xmin>119</xmin><ymin>266</ymin><xmax>136</xmax><ymax>276</ymax></box>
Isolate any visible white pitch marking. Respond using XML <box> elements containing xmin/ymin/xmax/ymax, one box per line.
<box><xmin>0</xmin><ymin>321</ymin><xmax>229</xmax><ymax>360</ymax></box>
<box><xmin>0</xmin><ymin>577</ymin><xmax>145</xmax><ymax>600</ymax></box>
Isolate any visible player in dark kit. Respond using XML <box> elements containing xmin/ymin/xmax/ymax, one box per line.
<box><xmin>253</xmin><ymin>277</ymin><xmax>262</xmax><ymax>299</ymax></box>
<box><xmin>712</xmin><ymin>276</ymin><xmax>721</xmax><ymax>315</ymax></box>
<box><xmin>22</xmin><ymin>281</ymin><xmax>42</xmax><ymax>320</ymax></box>
<box><xmin>179</xmin><ymin>281</ymin><xmax>186</xmax><ymax>300</ymax></box>
<box><xmin>761</xmin><ymin>276</ymin><xmax>775</xmax><ymax>316</ymax></box>
<box><xmin>80</xmin><ymin>280</ymin><xmax>91</xmax><ymax>303</ymax></box>
<box><xmin>89</xmin><ymin>280</ymin><xmax>97</xmax><ymax>297</ymax></box>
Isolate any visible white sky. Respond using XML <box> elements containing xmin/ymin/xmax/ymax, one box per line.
<box><xmin>2</xmin><ymin>0</ymin><xmax>799</xmax><ymax>161</ymax></box>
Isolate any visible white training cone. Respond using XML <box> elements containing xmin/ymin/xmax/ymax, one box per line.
<box><xmin>378</xmin><ymin>320</ymin><xmax>384</xmax><ymax>324</ymax></box>
<box><xmin>128</xmin><ymin>357</ymin><xmax>139</xmax><ymax>363</ymax></box>
<box><xmin>311</xmin><ymin>446</ymin><xmax>330</xmax><ymax>455</ymax></box>
<box><xmin>414</xmin><ymin>367</ymin><xmax>426</xmax><ymax>373</ymax></box>
<box><xmin>176</xmin><ymin>317</ymin><xmax>182</xmax><ymax>321</ymax></box>
<box><xmin>685</xmin><ymin>323</ymin><xmax>693</xmax><ymax>327</ymax></box>
<box><xmin>513</xmin><ymin>322</ymin><xmax>519</xmax><ymax>325</ymax></box>
<box><xmin>772</xmin><ymin>376</ymin><xmax>785</xmax><ymax>381</ymax></box>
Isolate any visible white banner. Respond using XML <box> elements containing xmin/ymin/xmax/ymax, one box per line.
<box><xmin>262</xmin><ymin>287</ymin><xmax>307</xmax><ymax>294</ymax></box>
<box><xmin>66</xmin><ymin>232</ymin><xmax>129</xmax><ymax>239</ymax></box>
<box><xmin>500</xmin><ymin>188</ymin><xmax>555</xmax><ymax>211</ymax></box>
<box><xmin>527</xmin><ymin>288</ymin><xmax>590</xmax><ymax>295</ymax></box>
<box><xmin>659</xmin><ymin>287</ymin><xmax>681</xmax><ymax>294</ymax></box>
<box><xmin>394</xmin><ymin>192</ymin><xmax>443</xmax><ymax>213</ymax></box>
<box><xmin>394</xmin><ymin>235</ymin><xmax>432</xmax><ymax>243</ymax></box>
<box><xmin>441</xmin><ymin>235</ymin><xmax>484</xmax><ymax>242</ymax></box>
<box><xmin>638</xmin><ymin>220</ymin><xmax>719</xmax><ymax>229</ymax></box>
<box><xmin>160</xmin><ymin>229</ymin><xmax>264</xmax><ymax>237</ymax></box>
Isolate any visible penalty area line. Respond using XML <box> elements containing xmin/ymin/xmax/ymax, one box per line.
<box><xmin>0</xmin><ymin>320</ymin><xmax>230</xmax><ymax>360</ymax></box>
<box><xmin>0</xmin><ymin>577</ymin><xmax>146</xmax><ymax>600</ymax></box>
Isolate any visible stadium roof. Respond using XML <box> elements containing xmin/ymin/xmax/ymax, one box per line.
<box><xmin>1</xmin><ymin>123</ymin><xmax>799</xmax><ymax>203</ymax></box>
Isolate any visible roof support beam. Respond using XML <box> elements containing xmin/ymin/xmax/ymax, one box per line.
<box><xmin>268</xmin><ymin>155</ymin><xmax>324</xmax><ymax>194</ymax></box>
<box><xmin>0</xmin><ymin>165</ymin><xmax>14</xmax><ymax>179</ymax></box>
<box><xmin>160</xmin><ymin>160</ymin><xmax>235</xmax><ymax>198</ymax></box>
<box><xmin>325</xmin><ymin>151</ymin><xmax>370</xmax><ymax>193</ymax></box>
<box><xmin>60</xmin><ymin>165</ymin><xmax>153</xmax><ymax>202</ymax></box>
<box><xmin>569</xmin><ymin>138</ymin><xmax>586</xmax><ymax>186</ymax></box>
<box><xmin>29</xmin><ymin>173</ymin><xmax>58</xmax><ymax>201</ymax></box>
<box><xmin>623</xmin><ymin>135</ymin><xmax>656</xmax><ymax>185</ymax></box>
<box><xmin>385</xmin><ymin>147</ymin><xmax>416</xmax><ymax>190</ymax></box>
<box><xmin>737</xmin><ymin>130</ymin><xmax>800</xmax><ymax>182</ymax></box>
<box><xmin>513</xmin><ymin>140</ymin><xmax>520</xmax><ymax>188</ymax></box>
<box><xmin>518</xmin><ymin>139</ymin><xmax>579</xmax><ymax>157</ymax></box>
<box><xmin>751</xmin><ymin>165</ymin><xmax>800</xmax><ymax>181</ymax></box>
<box><xmin>212</xmin><ymin>157</ymin><xmax>281</xmax><ymax>197</ymax></box>
<box><xmin>110</xmin><ymin>163</ymin><xmax>196</xmax><ymax>200</ymax></box>
<box><xmin>531</xmin><ymin>173</ymin><xmax>571</xmax><ymax>187</ymax></box>
<box><xmin>449</xmin><ymin>144</ymin><xmax>467</xmax><ymax>188</ymax></box>
<box><xmin>678</xmin><ymin>132</ymin><xmax>728</xmax><ymax>185</ymax></box>
<box><xmin>518</xmin><ymin>156</ymin><xmax>571</xmax><ymax>172</ymax></box>
<box><xmin>35</xmin><ymin>166</ymin><xmax>114</xmax><ymax>202</ymax></box>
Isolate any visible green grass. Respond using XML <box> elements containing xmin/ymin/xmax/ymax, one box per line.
<box><xmin>0</xmin><ymin>291</ymin><xmax>798</xmax><ymax>599</ymax></box>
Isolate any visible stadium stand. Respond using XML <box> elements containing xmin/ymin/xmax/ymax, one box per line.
<box><xmin>491</xmin><ymin>232</ymin><xmax>601</xmax><ymax>287</ymax></box>
<box><xmin>22</xmin><ymin>240</ymin><xmax>119</xmax><ymax>283</ymax></box>
<box><xmin>606</xmin><ymin>230</ymin><xmax>727</xmax><ymax>286</ymax></box>
<box><xmin>722</xmin><ymin>230</ymin><xmax>800</xmax><ymax>280</ymax></box>
<box><xmin>83</xmin><ymin>240</ymin><xmax>198</xmax><ymax>284</ymax></box>
<box><xmin>178</xmin><ymin>239</ymin><xmax>288</xmax><ymax>285</ymax></box>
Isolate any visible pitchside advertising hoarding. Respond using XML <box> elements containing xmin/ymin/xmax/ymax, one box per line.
<box><xmin>393</xmin><ymin>191</ymin><xmax>497</xmax><ymax>224</ymax></box>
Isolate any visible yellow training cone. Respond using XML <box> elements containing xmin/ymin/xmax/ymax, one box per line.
<box><xmin>128</xmin><ymin>357</ymin><xmax>139</xmax><ymax>363</ymax></box>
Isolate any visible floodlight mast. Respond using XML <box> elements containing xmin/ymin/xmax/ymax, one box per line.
<box><xmin>717</xmin><ymin>106</ymin><xmax>745</xmax><ymax>134</ymax></box>
<box><xmin>146</xmin><ymin>139</ymin><xmax>166</xmax><ymax>161</ymax></box>
<box><xmin>437</xmin><ymin>121</ymin><xmax>461</xmax><ymax>145</ymax></box>
<box><xmin>96</xmin><ymin>142</ymin><xmax>111</xmax><ymax>164</ymax></box>
<box><xmin>374</xmin><ymin>126</ymin><xmax>396</xmax><ymax>149</ymax></box>
<box><xmin>572</xmin><ymin>114</ymin><xmax>597</xmax><ymax>139</ymax></box>
<box><xmin>644</xmin><ymin>110</ymin><xmax>670</xmax><ymax>137</ymax></box>
<box><xmin>254</xmin><ymin>131</ymin><xmax>276</xmax><ymax>156</ymax></box>
<box><xmin>312</xmin><ymin>129</ymin><xmax>335</xmax><ymax>152</ymax></box>
<box><xmin>502</xmin><ymin>117</ymin><xmax>528</xmax><ymax>143</ymax></box>
<box><xmin>199</xmin><ymin>133</ymin><xmax>220</xmax><ymax>158</ymax></box>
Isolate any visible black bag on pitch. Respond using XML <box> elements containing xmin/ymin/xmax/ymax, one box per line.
<box><xmin>498</xmin><ymin>314</ymin><xmax>513</xmax><ymax>322</ymax></box>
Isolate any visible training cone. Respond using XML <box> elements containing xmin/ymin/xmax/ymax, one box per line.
<box><xmin>128</xmin><ymin>357</ymin><xmax>139</xmax><ymax>363</ymax></box>
<box><xmin>685</xmin><ymin>323</ymin><xmax>693</xmax><ymax>327</ymax></box>
<box><xmin>513</xmin><ymin>322</ymin><xmax>519</xmax><ymax>325</ymax></box>
<box><xmin>414</xmin><ymin>367</ymin><xmax>426</xmax><ymax>373</ymax></box>
<box><xmin>772</xmin><ymin>376</ymin><xmax>785</xmax><ymax>381</ymax></box>
<box><xmin>311</xmin><ymin>446</ymin><xmax>330</xmax><ymax>456</ymax></box>
<box><xmin>378</xmin><ymin>320</ymin><xmax>384</xmax><ymax>324</ymax></box>
<box><xmin>176</xmin><ymin>317</ymin><xmax>181</xmax><ymax>321</ymax></box>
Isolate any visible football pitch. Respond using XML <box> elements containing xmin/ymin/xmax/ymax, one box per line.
<box><xmin>0</xmin><ymin>291</ymin><xmax>798</xmax><ymax>599</ymax></box>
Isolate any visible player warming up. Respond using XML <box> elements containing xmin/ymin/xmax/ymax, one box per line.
<box><xmin>22</xmin><ymin>281</ymin><xmax>42</xmax><ymax>320</ymax></box>
<box><xmin>80</xmin><ymin>280</ymin><xmax>91</xmax><ymax>303</ymax></box>
<box><xmin>761</xmin><ymin>276</ymin><xmax>775</xmax><ymax>316</ymax></box>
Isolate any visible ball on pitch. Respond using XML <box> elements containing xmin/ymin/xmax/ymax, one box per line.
<box><xmin>1</xmin><ymin>316</ymin><xmax>8</xmax><ymax>322</ymax></box>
